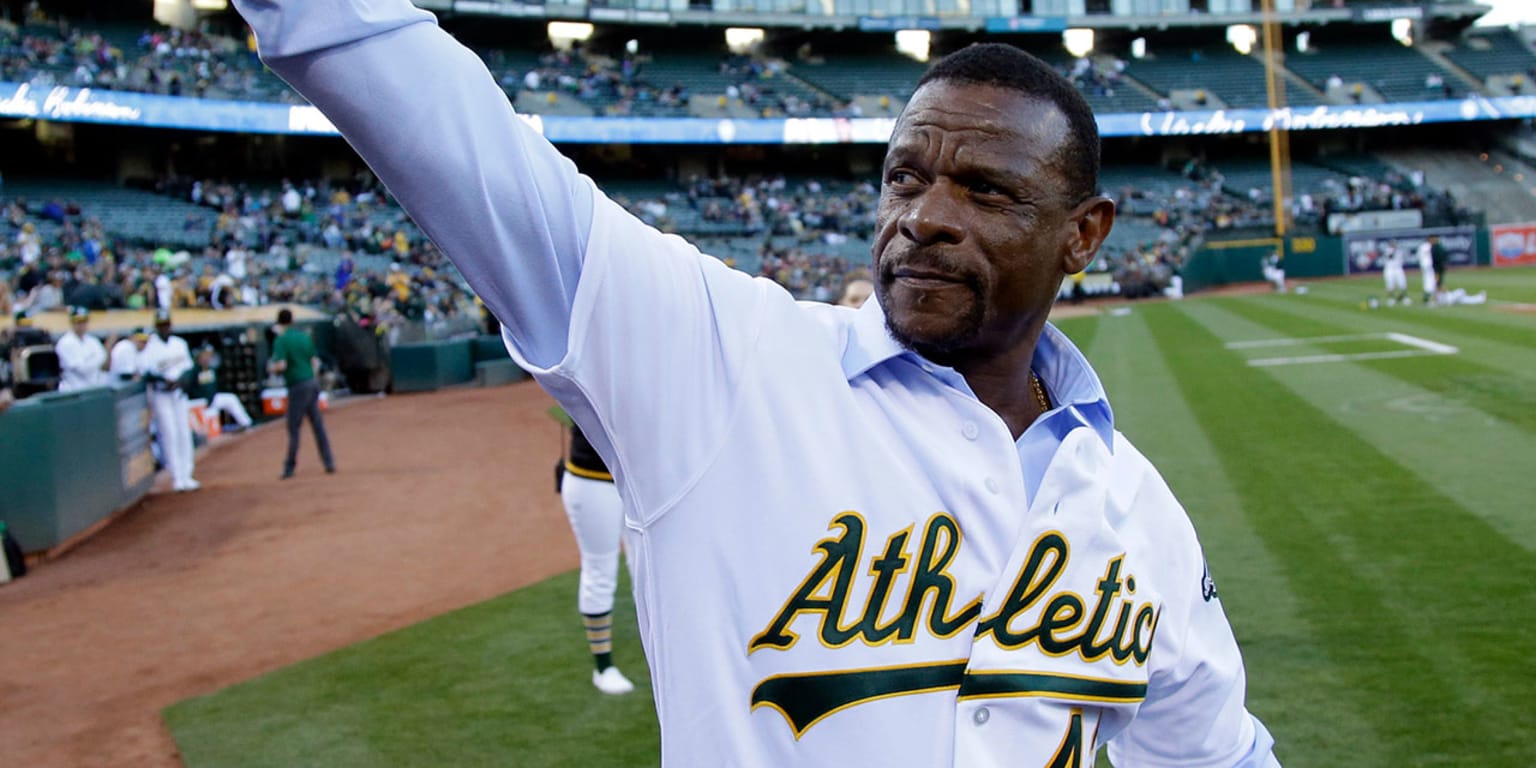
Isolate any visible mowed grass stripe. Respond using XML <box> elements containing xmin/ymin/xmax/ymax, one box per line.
<box><xmin>1227</xmin><ymin>293</ymin><xmax>1536</xmax><ymax>434</ymax></box>
<box><xmin>1293</xmin><ymin>275</ymin><xmax>1536</xmax><ymax>340</ymax></box>
<box><xmin>1151</xmin><ymin>302</ymin><xmax>1536</xmax><ymax>766</ymax></box>
<box><xmin>1054</xmin><ymin>308</ymin><xmax>1102</xmax><ymax>356</ymax></box>
<box><xmin>1210</xmin><ymin>296</ymin><xmax>1536</xmax><ymax>552</ymax></box>
<box><xmin>166</xmin><ymin>569</ymin><xmax>660</xmax><ymax>768</ymax></box>
<box><xmin>1064</xmin><ymin>310</ymin><xmax>1366</xmax><ymax>762</ymax></box>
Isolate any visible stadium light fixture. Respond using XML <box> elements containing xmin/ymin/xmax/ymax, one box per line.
<box><xmin>548</xmin><ymin>21</ymin><xmax>595</xmax><ymax>48</ymax></box>
<box><xmin>1391</xmin><ymin>19</ymin><xmax>1413</xmax><ymax>46</ymax></box>
<box><xmin>725</xmin><ymin>28</ymin><xmax>765</xmax><ymax>54</ymax></box>
<box><xmin>896</xmin><ymin>30</ymin><xmax>931</xmax><ymax>63</ymax></box>
<box><xmin>1131</xmin><ymin>37</ymin><xmax>1147</xmax><ymax>59</ymax></box>
<box><xmin>1295</xmin><ymin>31</ymin><xmax>1310</xmax><ymax>52</ymax></box>
<box><xmin>1063</xmin><ymin>29</ymin><xmax>1094</xmax><ymax>59</ymax></box>
<box><xmin>1227</xmin><ymin>25</ymin><xmax>1257</xmax><ymax>55</ymax></box>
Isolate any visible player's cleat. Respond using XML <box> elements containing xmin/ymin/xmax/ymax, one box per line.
<box><xmin>592</xmin><ymin>666</ymin><xmax>635</xmax><ymax>695</ymax></box>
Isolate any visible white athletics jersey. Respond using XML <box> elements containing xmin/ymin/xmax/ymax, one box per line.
<box><xmin>238</xmin><ymin>1</ymin><xmax>1277</xmax><ymax>765</ymax></box>
<box><xmin>1416</xmin><ymin>240</ymin><xmax>1434</xmax><ymax>272</ymax></box>
<box><xmin>1381</xmin><ymin>244</ymin><xmax>1404</xmax><ymax>271</ymax></box>
<box><xmin>55</xmin><ymin>331</ymin><xmax>108</xmax><ymax>391</ymax></box>
<box><xmin>109</xmin><ymin>338</ymin><xmax>141</xmax><ymax>378</ymax></box>
<box><xmin>138</xmin><ymin>334</ymin><xmax>193</xmax><ymax>390</ymax></box>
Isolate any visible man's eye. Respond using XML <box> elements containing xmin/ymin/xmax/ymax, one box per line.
<box><xmin>886</xmin><ymin>170</ymin><xmax>917</xmax><ymax>185</ymax></box>
<box><xmin>970</xmin><ymin>181</ymin><xmax>1005</xmax><ymax>196</ymax></box>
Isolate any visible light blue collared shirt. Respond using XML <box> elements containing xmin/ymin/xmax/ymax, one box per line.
<box><xmin>840</xmin><ymin>296</ymin><xmax>1115</xmax><ymax>505</ymax></box>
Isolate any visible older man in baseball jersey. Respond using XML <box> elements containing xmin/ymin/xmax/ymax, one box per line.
<box><xmin>234</xmin><ymin>3</ymin><xmax>1279</xmax><ymax>765</ymax></box>
<box><xmin>55</xmin><ymin>306</ymin><xmax>111</xmax><ymax>392</ymax></box>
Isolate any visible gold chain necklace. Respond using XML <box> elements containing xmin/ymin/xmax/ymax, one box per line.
<box><xmin>1030</xmin><ymin>371</ymin><xmax>1051</xmax><ymax>413</ymax></box>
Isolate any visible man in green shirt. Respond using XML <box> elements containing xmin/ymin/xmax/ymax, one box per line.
<box><xmin>270</xmin><ymin>308</ymin><xmax>336</xmax><ymax>478</ymax></box>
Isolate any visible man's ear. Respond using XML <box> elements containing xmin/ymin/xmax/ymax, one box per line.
<box><xmin>1063</xmin><ymin>196</ymin><xmax>1117</xmax><ymax>275</ymax></box>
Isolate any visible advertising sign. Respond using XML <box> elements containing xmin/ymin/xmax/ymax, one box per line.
<box><xmin>1344</xmin><ymin>226</ymin><xmax>1476</xmax><ymax>273</ymax></box>
<box><xmin>1490</xmin><ymin>222</ymin><xmax>1536</xmax><ymax>267</ymax></box>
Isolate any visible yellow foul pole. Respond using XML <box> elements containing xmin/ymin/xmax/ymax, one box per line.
<box><xmin>1260</xmin><ymin>0</ymin><xmax>1294</xmax><ymax>239</ymax></box>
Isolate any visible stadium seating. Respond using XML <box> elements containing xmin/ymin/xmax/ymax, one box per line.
<box><xmin>1128</xmin><ymin>46</ymin><xmax>1321</xmax><ymax>109</ymax></box>
<box><xmin>1444</xmin><ymin>28</ymin><xmax>1536</xmax><ymax>93</ymax></box>
<box><xmin>1284</xmin><ymin>39</ymin><xmax>1465</xmax><ymax>103</ymax></box>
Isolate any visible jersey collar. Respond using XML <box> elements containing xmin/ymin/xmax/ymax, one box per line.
<box><xmin>841</xmin><ymin>297</ymin><xmax>1116</xmax><ymax>450</ymax></box>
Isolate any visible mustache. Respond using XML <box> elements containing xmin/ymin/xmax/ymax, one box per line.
<box><xmin>879</xmin><ymin>251</ymin><xmax>985</xmax><ymax>292</ymax></box>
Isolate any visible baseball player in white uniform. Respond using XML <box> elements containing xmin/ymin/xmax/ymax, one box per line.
<box><xmin>1415</xmin><ymin>238</ymin><xmax>1437</xmax><ymax>304</ymax></box>
<box><xmin>236</xmin><ymin>3</ymin><xmax>1278</xmax><ymax>765</ymax></box>
<box><xmin>560</xmin><ymin>423</ymin><xmax>636</xmax><ymax>695</ymax></box>
<box><xmin>109</xmin><ymin>328</ymin><xmax>149</xmax><ymax>380</ymax></box>
<box><xmin>139</xmin><ymin>309</ymin><xmax>199</xmax><ymax>492</ymax></box>
<box><xmin>1380</xmin><ymin>242</ymin><xmax>1408</xmax><ymax>305</ymax></box>
<box><xmin>55</xmin><ymin>307</ymin><xmax>110</xmax><ymax>392</ymax></box>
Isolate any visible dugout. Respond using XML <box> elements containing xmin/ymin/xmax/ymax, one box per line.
<box><xmin>0</xmin><ymin>382</ymin><xmax>155</xmax><ymax>556</ymax></box>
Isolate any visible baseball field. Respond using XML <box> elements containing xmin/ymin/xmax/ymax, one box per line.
<box><xmin>23</xmin><ymin>268</ymin><xmax>1536</xmax><ymax>767</ymax></box>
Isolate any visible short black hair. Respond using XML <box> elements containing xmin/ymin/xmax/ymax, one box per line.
<box><xmin>916</xmin><ymin>43</ymin><xmax>1101</xmax><ymax>204</ymax></box>
<box><xmin>277</xmin><ymin>308</ymin><xmax>294</xmax><ymax>325</ymax></box>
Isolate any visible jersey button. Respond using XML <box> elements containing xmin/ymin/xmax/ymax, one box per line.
<box><xmin>984</xmin><ymin>477</ymin><xmax>1000</xmax><ymax>494</ymax></box>
<box><xmin>973</xmin><ymin>707</ymin><xmax>990</xmax><ymax>725</ymax></box>
<box><xmin>961</xmin><ymin>421</ymin><xmax>978</xmax><ymax>440</ymax></box>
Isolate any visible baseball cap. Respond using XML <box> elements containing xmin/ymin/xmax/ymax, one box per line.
<box><xmin>130</xmin><ymin>327</ymin><xmax>150</xmax><ymax>340</ymax></box>
<box><xmin>154</xmin><ymin>308</ymin><xmax>173</xmax><ymax>325</ymax></box>
<box><xmin>70</xmin><ymin>306</ymin><xmax>91</xmax><ymax>321</ymax></box>
<box><xmin>13</xmin><ymin>310</ymin><xmax>32</xmax><ymax>326</ymax></box>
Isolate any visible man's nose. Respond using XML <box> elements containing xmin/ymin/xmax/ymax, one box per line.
<box><xmin>898</xmin><ymin>181</ymin><xmax>965</xmax><ymax>246</ymax></box>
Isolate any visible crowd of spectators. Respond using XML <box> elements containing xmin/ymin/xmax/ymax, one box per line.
<box><xmin>0</xmin><ymin>2</ymin><xmax>293</xmax><ymax>103</ymax></box>
<box><xmin>2</xmin><ymin>151</ymin><xmax>1475</xmax><ymax>343</ymax></box>
<box><xmin>1062</xmin><ymin>56</ymin><xmax>1129</xmax><ymax>102</ymax></box>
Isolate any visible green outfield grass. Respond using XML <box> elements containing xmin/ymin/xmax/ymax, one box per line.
<box><xmin>166</xmin><ymin>267</ymin><xmax>1536</xmax><ymax>767</ymax></box>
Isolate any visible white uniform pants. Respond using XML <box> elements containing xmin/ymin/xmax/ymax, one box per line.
<box><xmin>150</xmin><ymin>391</ymin><xmax>196</xmax><ymax>489</ymax></box>
<box><xmin>1421</xmin><ymin>266</ymin><xmax>1438</xmax><ymax>296</ymax></box>
<box><xmin>561</xmin><ymin>472</ymin><xmax>624</xmax><ymax>615</ymax></box>
<box><xmin>1383</xmin><ymin>265</ymin><xmax>1407</xmax><ymax>293</ymax></box>
<box><xmin>205</xmin><ymin>393</ymin><xmax>253</xmax><ymax>427</ymax></box>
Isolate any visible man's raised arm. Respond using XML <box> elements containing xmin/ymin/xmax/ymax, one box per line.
<box><xmin>232</xmin><ymin>0</ymin><xmax>591</xmax><ymax>367</ymax></box>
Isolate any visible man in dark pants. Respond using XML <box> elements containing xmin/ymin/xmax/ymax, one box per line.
<box><xmin>269</xmin><ymin>308</ymin><xmax>336</xmax><ymax>478</ymax></box>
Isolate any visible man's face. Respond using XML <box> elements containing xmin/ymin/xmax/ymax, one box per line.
<box><xmin>872</xmin><ymin>81</ymin><xmax>1097</xmax><ymax>363</ymax></box>
<box><xmin>71</xmin><ymin>318</ymin><xmax>88</xmax><ymax>335</ymax></box>
<box><xmin>838</xmin><ymin>279</ymin><xmax>874</xmax><ymax>309</ymax></box>
<box><xmin>156</xmin><ymin>322</ymin><xmax>171</xmax><ymax>340</ymax></box>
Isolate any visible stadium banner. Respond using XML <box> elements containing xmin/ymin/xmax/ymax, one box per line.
<box><xmin>8</xmin><ymin>82</ymin><xmax>1536</xmax><ymax>143</ymax></box>
<box><xmin>457</xmin><ymin>0</ymin><xmax>547</xmax><ymax>16</ymax></box>
<box><xmin>1343</xmin><ymin>226</ymin><xmax>1477</xmax><ymax>274</ymax></box>
<box><xmin>1354</xmin><ymin>5</ymin><xmax>1424</xmax><ymax>22</ymax></box>
<box><xmin>1326</xmin><ymin>208</ymin><xmax>1423</xmax><ymax>235</ymax></box>
<box><xmin>857</xmin><ymin>15</ymin><xmax>941</xmax><ymax>31</ymax></box>
<box><xmin>984</xmin><ymin>16</ymin><xmax>1068</xmax><ymax>33</ymax></box>
<box><xmin>1489</xmin><ymin>222</ymin><xmax>1536</xmax><ymax>267</ymax></box>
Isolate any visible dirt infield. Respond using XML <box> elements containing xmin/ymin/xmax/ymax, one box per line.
<box><xmin>0</xmin><ymin>382</ymin><xmax>575</xmax><ymax>768</ymax></box>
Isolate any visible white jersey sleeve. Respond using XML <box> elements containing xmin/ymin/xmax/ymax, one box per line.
<box><xmin>1105</xmin><ymin>438</ymin><xmax>1279</xmax><ymax>767</ymax></box>
<box><xmin>234</xmin><ymin>0</ymin><xmax>770</xmax><ymax>515</ymax></box>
